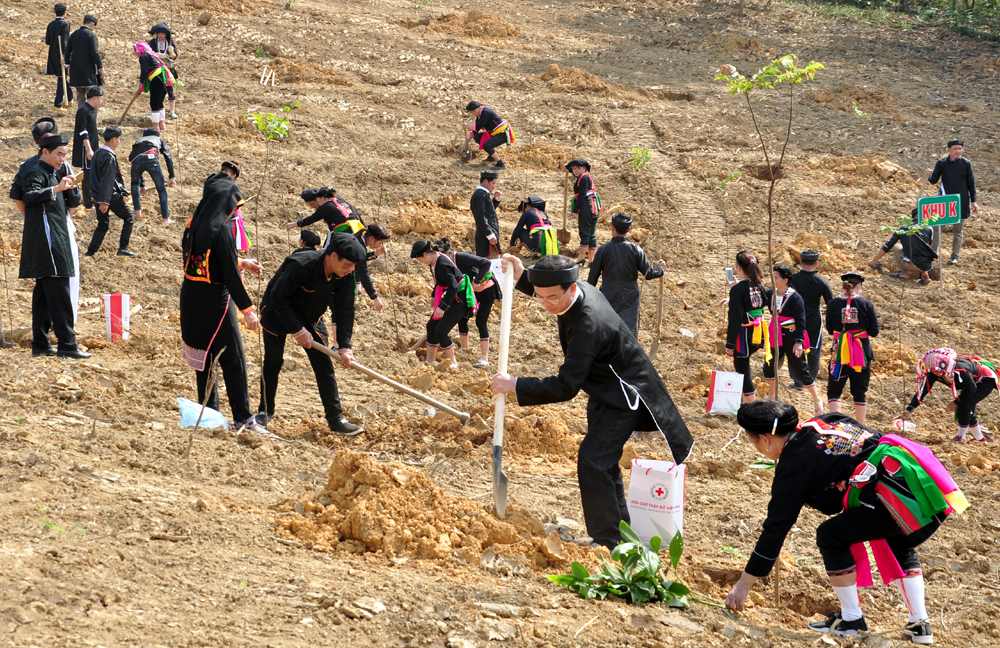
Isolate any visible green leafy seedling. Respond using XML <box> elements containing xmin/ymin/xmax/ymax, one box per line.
<box><xmin>631</xmin><ymin>147</ymin><xmax>651</xmax><ymax>171</ymax></box>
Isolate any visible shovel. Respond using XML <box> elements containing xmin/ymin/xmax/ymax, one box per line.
<box><xmin>459</xmin><ymin>125</ymin><xmax>474</xmax><ymax>162</ymax></box>
<box><xmin>492</xmin><ymin>265</ymin><xmax>515</xmax><ymax>519</ymax></box>
<box><xmin>557</xmin><ymin>170</ymin><xmax>572</xmax><ymax>245</ymax></box>
<box><xmin>649</xmin><ymin>278</ymin><xmax>664</xmax><ymax>359</ymax></box>
<box><xmin>118</xmin><ymin>90</ymin><xmax>143</xmax><ymax>127</ymax></box>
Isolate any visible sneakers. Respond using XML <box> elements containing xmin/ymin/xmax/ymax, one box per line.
<box><xmin>329</xmin><ymin>417</ymin><xmax>364</xmax><ymax>436</ymax></box>
<box><xmin>951</xmin><ymin>434</ymin><xmax>966</xmax><ymax>443</ymax></box>
<box><xmin>808</xmin><ymin>612</ymin><xmax>868</xmax><ymax>636</ymax></box>
<box><xmin>170</xmin><ymin>112</ymin><xmax>179</xmax><ymax>119</ymax></box>
<box><xmin>472</xmin><ymin>359</ymin><xmax>489</xmax><ymax>369</ymax></box>
<box><xmin>905</xmin><ymin>619</ymin><xmax>933</xmax><ymax>645</ymax></box>
<box><xmin>491</xmin><ymin>160</ymin><xmax>506</xmax><ymax>170</ymax></box>
<box><xmin>116</xmin><ymin>248</ymin><xmax>138</xmax><ymax>257</ymax></box>
<box><xmin>162</xmin><ymin>218</ymin><xmax>175</xmax><ymax>225</ymax></box>
<box><xmin>788</xmin><ymin>382</ymin><xmax>803</xmax><ymax>392</ymax></box>
<box><xmin>948</xmin><ymin>255</ymin><xmax>959</xmax><ymax>266</ymax></box>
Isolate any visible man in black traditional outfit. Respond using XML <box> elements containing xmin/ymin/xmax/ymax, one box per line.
<box><xmin>586</xmin><ymin>212</ymin><xmax>665</xmax><ymax>334</ymax></box>
<box><xmin>85</xmin><ymin>126</ymin><xmax>136</xmax><ymax>257</ymax></box>
<box><xmin>789</xmin><ymin>249</ymin><xmax>833</xmax><ymax>391</ymax></box>
<box><xmin>471</xmin><ymin>170</ymin><xmax>501</xmax><ymax>258</ymax></box>
<box><xmin>491</xmin><ymin>254</ymin><xmax>694</xmax><ymax>548</ymax></box>
<box><xmin>45</xmin><ymin>3</ymin><xmax>72</xmax><ymax>110</ymax></box>
<box><xmin>925</xmin><ymin>139</ymin><xmax>977</xmax><ymax>266</ymax></box>
<box><xmin>11</xmin><ymin>118</ymin><xmax>61</xmax><ymax>216</ymax></box>
<box><xmin>256</xmin><ymin>233</ymin><xmax>367</xmax><ymax>436</ymax></box>
<box><xmin>19</xmin><ymin>132</ymin><xmax>90</xmax><ymax>359</ymax></box>
<box><xmin>72</xmin><ymin>87</ymin><xmax>102</xmax><ymax>213</ymax></box>
<box><xmin>65</xmin><ymin>14</ymin><xmax>103</xmax><ymax>108</ymax></box>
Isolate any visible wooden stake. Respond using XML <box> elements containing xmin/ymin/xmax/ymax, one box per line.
<box><xmin>183</xmin><ymin>347</ymin><xmax>226</xmax><ymax>459</ymax></box>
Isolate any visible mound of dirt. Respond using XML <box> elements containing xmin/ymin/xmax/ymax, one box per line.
<box><xmin>260</xmin><ymin>59</ymin><xmax>350</xmax><ymax>85</ymax></box>
<box><xmin>274</xmin><ymin>450</ymin><xmax>582</xmax><ymax>568</ymax></box>
<box><xmin>401</xmin><ymin>11</ymin><xmax>520</xmax><ymax>41</ymax></box>
<box><xmin>185</xmin><ymin>0</ymin><xmax>273</xmax><ymax>14</ymax></box>
<box><xmin>871</xmin><ymin>341</ymin><xmax>919</xmax><ymax>377</ymax></box>
<box><xmin>807</xmin><ymin>84</ymin><xmax>898</xmax><ymax>116</ymax></box>
<box><xmin>538</xmin><ymin>64</ymin><xmax>614</xmax><ymax>95</ymax></box>
<box><xmin>771</xmin><ymin>232</ymin><xmax>861</xmax><ymax>274</ymax></box>
<box><xmin>392</xmin><ymin>195</ymin><xmax>479</xmax><ymax>237</ymax></box>
<box><xmin>504</xmin><ymin>142</ymin><xmax>577</xmax><ymax>172</ymax></box>
<box><xmin>697</xmin><ymin>32</ymin><xmax>774</xmax><ymax>59</ymax></box>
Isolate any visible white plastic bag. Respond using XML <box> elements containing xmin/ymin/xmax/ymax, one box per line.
<box><xmin>489</xmin><ymin>259</ymin><xmax>507</xmax><ymax>296</ymax></box>
<box><xmin>626</xmin><ymin>458</ymin><xmax>686</xmax><ymax>547</ymax></box>
<box><xmin>177</xmin><ymin>397</ymin><xmax>228</xmax><ymax>429</ymax></box>
<box><xmin>706</xmin><ymin>370</ymin><xmax>743</xmax><ymax>416</ymax></box>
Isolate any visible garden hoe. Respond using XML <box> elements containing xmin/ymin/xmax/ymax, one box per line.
<box><xmin>492</xmin><ymin>266</ymin><xmax>514</xmax><ymax>519</ymax></box>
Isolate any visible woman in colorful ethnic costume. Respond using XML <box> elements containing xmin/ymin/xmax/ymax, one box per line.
<box><xmin>131</xmin><ymin>41</ymin><xmax>177</xmax><ymax>132</ymax></box>
<box><xmin>180</xmin><ymin>161</ymin><xmax>263</xmax><ymax>430</ymax></box>
<box><xmin>567</xmin><ymin>158</ymin><xmax>599</xmax><ymax>264</ymax></box>
<box><xmin>510</xmin><ymin>196</ymin><xmax>558</xmax><ymax>257</ymax></box>
<box><xmin>726</xmin><ymin>400</ymin><xmax>966</xmax><ymax>645</ymax></box>
<box><xmin>446</xmin><ymin>243</ymin><xmax>500</xmax><ymax>369</ymax></box>
<box><xmin>826</xmin><ymin>273</ymin><xmax>879</xmax><ymax>424</ymax></box>
<box><xmin>463</xmin><ymin>101</ymin><xmax>514</xmax><ymax>170</ymax></box>
<box><xmin>763</xmin><ymin>264</ymin><xmax>824</xmax><ymax>414</ymax></box>
<box><xmin>725</xmin><ymin>251</ymin><xmax>766</xmax><ymax>404</ymax></box>
<box><xmin>411</xmin><ymin>239</ymin><xmax>474</xmax><ymax>371</ymax></box>
<box><xmin>902</xmin><ymin>348</ymin><xmax>997</xmax><ymax>443</ymax></box>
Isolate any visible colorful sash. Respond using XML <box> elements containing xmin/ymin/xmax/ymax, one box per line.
<box><xmin>769</xmin><ymin>314</ymin><xmax>809</xmax><ymax>351</ymax></box>
<box><xmin>738</xmin><ymin>307</ymin><xmax>772</xmax><ymax>363</ymax></box>
<box><xmin>432</xmin><ymin>277</ymin><xmax>477</xmax><ymax>319</ymax></box>
<box><xmin>830</xmin><ymin>330</ymin><xmax>869</xmax><ymax>379</ymax></box>
<box><xmin>332</xmin><ymin>219</ymin><xmax>366</xmax><ymax>235</ymax></box>
<box><xmin>230</xmin><ymin>202</ymin><xmax>250</xmax><ymax>252</ymax></box>
<box><xmin>145</xmin><ymin>64</ymin><xmax>180</xmax><ymax>91</ymax></box>
<box><xmin>529</xmin><ymin>216</ymin><xmax>559</xmax><ymax>256</ymax></box>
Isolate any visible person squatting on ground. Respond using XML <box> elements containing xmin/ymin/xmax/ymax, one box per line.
<box><xmin>447</xmin><ymin>244</ymin><xmax>500</xmax><ymax>369</ymax></box>
<box><xmin>510</xmin><ymin>196</ymin><xmax>558</xmax><ymax>258</ymax></box>
<box><xmin>763</xmin><ymin>264</ymin><xmax>824</xmax><ymax>414</ymax></box>
<box><xmin>85</xmin><ymin>126</ymin><xmax>136</xmax><ymax>258</ymax></box>
<box><xmin>826</xmin><ymin>273</ymin><xmax>879</xmax><ymax>424</ymax></box>
<box><xmin>45</xmin><ymin>3</ymin><xmax>72</xmax><ymax>110</ymax></box>
<box><xmin>464</xmin><ymin>101</ymin><xmax>515</xmax><ymax>170</ymax></box>
<box><xmin>411</xmin><ymin>239</ymin><xmax>474</xmax><ymax>371</ymax></box>
<box><xmin>902</xmin><ymin>348</ymin><xmax>997</xmax><ymax>443</ymax></box>
<box><xmin>725</xmin><ymin>251</ymin><xmax>767</xmax><ymax>404</ymax></box>
<box><xmin>128</xmin><ymin>127</ymin><xmax>176</xmax><ymax>224</ymax></box>
<box><xmin>925</xmin><ymin>140</ymin><xmax>977</xmax><ymax>266</ymax></box>
<box><xmin>256</xmin><ymin>233</ymin><xmax>366</xmax><ymax>436</ymax></box>
<box><xmin>869</xmin><ymin>212</ymin><xmax>939</xmax><ymax>284</ymax></box>
<box><xmin>65</xmin><ymin>14</ymin><xmax>103</xmax><ymax>108</ymax></box>
<box><xmin>490</xmin><ymin>254</ymin><xmax>693</xmax><ymax>549</ymax></box>
<box><xmin>726</xmin><ymin>400</ymin><xmax>964</xmax><ymax>644</ymax></box>
<box><xmin>148</xmin><ymin>23</ymin><xmax>179</xmax><ymax>119</ymax></box>
<box><xmin>296</xmin><ymin>229</ymin><xmax>321</xmax><ymax>251</ymax></box>
<box><xmin>72</xmin><ymin>87</ymin><xmax>102</xmax><ymax>212</ymax></box>
<box><xmin>567</xmin><ymin>158</ymin><xmax>600</xmax><ymax>264</ymax></box>
<box><xmin>287</xmin><ymin>187</ymin><xmax>358</xmax><ymax>232</ymax></box>
<box><xmin>132</xmin><ymin>41</ymin><xmax>178</xmax><ymax>132</ymax></box>
<box><xmin>586</xmin><ymin>212</ymin><xmax>665</xmax><ymax>335</ymax></box>
<box><xmin>19</xmin><ymin>132</ymin><xmax>91</xmax><ymax>359</ymax></box>
<box><xmin>180</xmin><ymin>160</ymin><xmax>263</xmax><ymax>430</ymax></box>
<box><xmin>471</xmin><ymin>170</ymin><xmax>502</xmax><ymax>258</ymax></box>
<box><xmin>789</xmin><ymin>249</ymin><xmax>833</xmax><ymax>391</ymax></box>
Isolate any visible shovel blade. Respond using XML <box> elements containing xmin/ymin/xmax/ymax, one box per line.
<box><xmin>492</xmin><ymin>444</ymin><xmax>509</xmax><ymax>519</ymax></box>
<box><xmin>649</xmin><ymin>339</ymin><xmax>659</xmax><ymax>359</ymax></box>
<box><xmin>556</xmin><ymin>228</ymin><xmax>572</xmax><ymax>245</ymax></box>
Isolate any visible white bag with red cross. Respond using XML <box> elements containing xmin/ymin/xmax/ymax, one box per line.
<box><xmin>706</xmin><ymin>369</ymin><xmax>743</xmax><ymax>416</ymax></box>
<box><xmin>103</xmin><ymin>293</ymin><xmax>131</xmax><ymax>342</ymax></box>
<box><xmin>626</xmin><ymin>458</ymin><xmax>685</xmax><ymax>547</ymax></box>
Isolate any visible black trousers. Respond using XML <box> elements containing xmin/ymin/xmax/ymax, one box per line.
<box><xmin>955</xmin><ymin>378</ymin><xmax>998</xmax><ymax>426</ymax></box>
<box><xmin>795</xmin><ymin>342</ymin><xmax>823</xmax><ymax>387</ymax></box>
<box><xmin>130</xmin><ymin>157</ymin><xmax>170</xmax><ymax>220</ymax></box>
<box><xmin>86</xmin><ymin>194</ymin><xmax>134</xmax><ymax>255</ymax></box>
<box><xmin>579</xmin><ymin>398</ymin><xmax>642</xmax><ymax>548</ymax></box>
<box><xmin>578</xmin><ymin>208</ymin><xmax>597</xmax><ymax>248</ymax></box>
<box><xmin>828</xmin><ymin>367</ymin><xmax>871</xmax><ymax>405</ymax></box>
<box><xmin>31</xmin><ymin>276</ymin><xmax>77</xmax><ymax>352</ymax></box>
<box><xmin>617</xmin><ymin>299</ymin><xmax>640</xmax><ymax>335</ymax></box>
<box><xmin>54</xmin><ymin>76</ymin><xmax>73</xmax><ymax>107</ymax></box>
<box><xmin>734</xmin><ymin>353</ymin><xmax>756</xmax><ymax>395</ymax></box>
<box><xmin>512</xmin><ymin>230</ymin><xmax>541</xmax><ymax>253</ymax></box>
<box><xmin>763</xmin><ymin>341</ymin><xmax>815</xmax><ymax>386</ymax></box>
<box><xmin>426</xmin><ymin>305</ymin><xmax>468</xmax><ymax>350</ymax></box>
<box><xmin>458</xmin><ymin>290</ymin><xmax>496</xmax><ymax>340</ymax></box>
<box><xmin>80</xmin><ymin>168</ymin><xmax>93</xmax><ymax>209</ymax></box>
<box><xmin>149</xmin><ymin>80</ymin><xmax>167</xmax><ymax>113</ymax></box>
<box><xmin>482</xmin><ymin>132</ymin><xmax>507</xmax><ymax>156</ymax></box>
<box><xmin>195</xmin><ymin>301</ymin><xmax>252</xmax><ymax>424</ymax></box>
<box><xmin>475</xmin><ymin>230</ymin><xmax>500</xmax><ymax>258</ymax></box>
<box><xmin>259</xmin><ymin>321</ymin><xmax>343</xmax><ymax>426</ymax></box>
<box><xmin>816</xmin><ymin>501</ymin><xmax>943</xmax><ymax>574</ymax></box>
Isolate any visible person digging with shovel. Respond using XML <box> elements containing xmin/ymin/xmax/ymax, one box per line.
<box><xmin>490</xmin><ymin>253</ymin><xmax>693</xmax><ymax>549</ymax></box>
<box><xmin>464</xmin><ymin>101</ymin><xmax>514</xmax><ymax>170</ymax></box>
<box><xmin>509</xmin><ymin>196</ymin><xmax>558</xmax><ymax>258</ymax></box>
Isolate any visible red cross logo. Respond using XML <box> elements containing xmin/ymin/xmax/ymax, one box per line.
<box><xmin>650</xmin><ymin>483</ymin><xmax>669</xmax><ymax>500</ymax></box>
<box><xmin>655</xmin><ymin>487</ymin><xmax>665</xmax><ymax>496</ymax></box>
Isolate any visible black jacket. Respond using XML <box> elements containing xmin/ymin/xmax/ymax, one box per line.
<box><xmin>882</xmin><ymin>227</ymin><xmax>937</xmax><ymax>272</ymax></box>
<box><xmin>65</xmin><ymin>26</ymin><xmax>103</xmax><ymax>88</ymax></box>
<box><xmin>45</xmin><ymin>17</ymin><xmax>71</xmax><ymax>76</ymax></box>
<box><xmin>259</xmin><ymin>249</ymin><xmax>355</xmax><ymax>349</ymax></box>
<box><xmin>128</xmin><ymin>133</ymin><xmax>176</xmax><ymax>178</ymax></box>
<box><xmin>513</xmin><ymin>278</ymin><xmax>694</xmax><ymax>464</ymax></box>
<box><xmin>453</xmin><ymin>251</ymin><xmax>500</xmax><ymax>300</ymax></box>
<box><xmin>509</xmin><ymin>208</ymin><xmax>551</xmax><ymax>250</ymax></box>
<box><xmin>18</xmin><ymin>160</ymin><xmax>81</xmax><ymax>279</ymax></box>
<box><xmin>789</xmin><ymin>270</ymin><xmax>833</xmax><ymax>351</ymax></box>
<box><xmin>907</xmin><ymin>356</ymin><xmax>996</xmax><ymax>412</ymax></box>
<box><xmin>765</xmin><ymin>288</ymin><xmax>808</xmax><ymax>347</ymax></box>
<box><xmin>725</xmin><ymin>279</ymin><xmax>766</xmax><ymax>357</ymax></box>
<box><xmin>825</xmin><ymin>295</ymin><xmax>879</xmax><ymax>364</ymax></box>
<box><xmin>296</xmin><ymin>197</ymin><xmax>358</xmax><ymax>230</ymax></box>
<box><xmin>928</xmin><ymin>155</ymin><xmax>976</xmax><ymax>219</ymax></box>
<box><xmin>472</xmin><ymin>106</ymin><xmax>504</xmax><ymax>135</ymax></box>
<box><xmin>9</xmin><ymin>155</ymin><xmax>81</xmax><ymax>205</ymax></box>
<box><xmin>432</xmin><ymin>254</ymin><xmax>467</xmax><ymax>313</ymax></box>
<box><xmin>72</xmin><ymin>102</ymin><xmax>99</xmax><ymax>169</ymax></box>
<box><xmin>470</xmin><ymin>185</ymin><xmax>500</xmax><ymax>241</ymax></box>
<box><xmin>587</xmin><ymin>237</ymin><xmax>662</xmax><ymax>314</ymax></box>
<box><xmin>90</xmin><ymin>146</ymin><xmax>126</xmax><ymax>205</ymax></box>
<box><xmin>573</xmin><ymin>173</ymin><xmax>597</xmax><ymax>218</ymax></box>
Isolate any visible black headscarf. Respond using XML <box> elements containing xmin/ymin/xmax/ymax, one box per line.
<box><xmin>186</xmin><ymin>172</ymin><xmax>243</xmax><ymax>265</ymax></box>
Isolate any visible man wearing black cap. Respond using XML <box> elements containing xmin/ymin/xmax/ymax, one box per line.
<box><xmin>567</xmin><ymin>158</ymin><xmax>599</xmax><ymax>264</ymax></box>
<box><xmin>586</xmin><ymin>212</ymin><xmax>665</xmax><ymax>334</ymax></box>
<box><xmin>491</xmin><ymin>254</ymin><xmax>693</xmax><ymax>549</ymax></box>
<box><xmin>256</xmin><ymin>233</ymin><xmax>366</xmax><ymax>436</ymax></box>
<box><xmin>789</xmin><ymin>249</ymin><xmax>833</xmax><ymax>390</ymax></box>
<box><xmin>148</xmin><ymin>23</ymin><xmax>179</xmax><ymax>119</ymax></box>
<box><xmin>10</xmin><ymin>118</ymin><xmax>68</xmax><ymax>216</ymax></box>
<box><xmin>85</xmin><ymin>126</ymin><xmax>136</xmax><ymax>258</ymax></box>
<box><xmin>925</xmin><ymin>140</ymin><xmax>977</xmax><ymax>265</ymax></box>
<box><xmin>128</xmin><ymin>126</ymin><xmax>177</xmax><ymax>224</ymax></box>
<box><xmin>471</xmin><ymin>170</ymin><xmax>501</xmax><ymax>258</ymax></box>
<box><xmin>868</xmin><ymin>211</ymin><xmax>939</xmax><ymax>284</ymax></box>
<box><xmin>65</xmin><ymin>14</ymin><xmax>103</xmax><ymax>108</ymax></box>
<box><xmin>463</xmin><ymin>101</ymin><xmax>513</xmax><ymax>170</ymax></box>
<box><xmin>510</xmin><ymin>196</ymin><xmax>557</xmax><ymax>257</ymax></box>
<box><xmin>45</xmin><ymin>3</ymin><xmax>72</xmax><ymax>110</ymax></box>
<box><xmin>72</xmin><ymin>87</ymin><xmax>102</xmax><ymax>212</ymax></box>
<box><xmin>19</xmin><ymin>132</ymin><xmax>91</xmax><ymax>359</ymax></box>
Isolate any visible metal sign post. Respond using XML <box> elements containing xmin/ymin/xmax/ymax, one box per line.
<box><xmin>916</xmin><ymin>193</ymin><xmax>961</xmax><ymax>290</ymax></box>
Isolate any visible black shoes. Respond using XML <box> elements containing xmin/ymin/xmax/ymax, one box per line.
<box><xmin>57</xmin><ymin>348</ymin><xmax>93</xmax><ymax>359</ymax></box>
<box><xmin>117</xmin><ymin>249</ymin><xmax>138</xmax><ymax>257</ymax></box>
<box><xmin>788</xmin><ymin>382</ymin><xmax>804</xmax><ymax>392</ymax></box>
<box><xmin>32</xmin><ymin>347</ymin><xmax>57</xmax><ymax>357</ymax></box>
<box><xmin>255</xmin><ymin>412</ymin><xmax>272</xmax><ymax>427</ymax></box>
<box><xmin>491</xmin><ymin>160</ymin><xmax>506</xmax><ymax>170</ymax></box>
<box><xmin>904</xmin><ymin>619</ymin><xmax>933</xmax><ymax>645</ymax></box>
<box><xmin>808</xmin><ymin>612</ymin><xmax>868</xmax><ymax>637</ymax></box>
<box><xmin>329</xmin><ymin>417</ymin><xmax>364</xmax><ymax>436</ymax></box>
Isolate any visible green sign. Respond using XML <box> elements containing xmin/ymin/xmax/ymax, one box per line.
<box><xmin>916</xmin><ymin>194</ymin><xmax>962</xmax><ymax>227</ymax></box>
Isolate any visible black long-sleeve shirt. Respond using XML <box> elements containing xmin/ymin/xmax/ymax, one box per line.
<box><xmin>296</xmin><ymin>197</ymin><xmax>358</xmax><ymax>230</ymax></box>
<box><xmin>470</xmin><ymin>185</ymin><xmax>500</xmax><ymax>241</ymax></box>
<box><xmin>89</xmin><ymin>146</ymin><xmax>126</xmax><ymax>205</ymax></box>
<box><xmin>790</xmin><ymin>270</ymin><xmax>833</xmax><ymax>350</ymax></box>
<box><xmin>587</xmin><ymin>237</ymin><xmax>662</xmax><ymax>314</ymax></box>
<box><xmin>72</xmin><ymin>102</ymin><xmax>99</xmax><ymax>169</ymax></box>
<box><xmin>432</xmin><ymin>254</ymin><xmax>466</xmax><ymax>312</ymax></box>
<box><xmin>906</xmin><ymin>356</ymin><xmax>995</xmax><ymax>411</ymax></box>
<box><xmin>765</xmin><ymin>288</ymin><xmax>807</xmax><ymax>347</ymax></box>
<box><xmin>881</xmin><ymin>227</ymin><xmax>937</xmax><ymax>272</ymax></box>
<box><xmin>473</xmin><ymin>106</ymin><xmax>504</xmax><ymax>134</ymax></box>
<box><xmin>725</xmin><ymin>279</ymin><xmax>766</xmax><ymax>356</ymax></box>
<box><xmin>572</xmin><ymin>173</ymin><xmax>596</xmax><ymax>217</ymax></box>
<box><xmin>928</xmin><ymin>155</ymin><xmax>976</xmax><ymax>219</ymax></box>
<box><xmin>44</xmin><ymin>17</ymin><xmax>71</xmax><ymax>76</ymax></box>
<box><xmin>509</xmin><ymin>208</ymin><xmax>551</xmax><ymax>248</ymax></box>
<box><xmin>453</xmin><ymin>251</ymin><xmax>493</xmax><ymax>284</ymax></box>
<box><xmin>825</xmin><ymin>295</ymin><xmax>879</xmax><ymax>363</ymax></box>
<box><xmin>128</xmin><ymin>133</ymin><xmax>176</xmax><ymax>179</ymax></box>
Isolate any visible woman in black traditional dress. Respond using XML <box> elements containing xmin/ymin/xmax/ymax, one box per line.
<box><xmin>445</xmin><ymin>242</ymin><xmax>500</xmax><ymax>369</ymax></box>
<box><xmin>725</xmin><ymin>251</ymin><xmax>767</xmax><ymax>404</ymax></box>
<box><xmin>410</xmin><ymin>239</ymin><xmax>473</xmax><ymax>370</ymax></box>
<box><xmin>826</xmin><ymin>273</ymin><xmax>879</xmax><ymax>424</ymax></box>
<box><xmin>763</xmin><ymin>264</ymin><xmax>824</xmax><ymax>414</ymax></box>
<box><xmin>131</xmin><ymin>41</ymin><xmax>176</xmax><ymax>132</ymax></box>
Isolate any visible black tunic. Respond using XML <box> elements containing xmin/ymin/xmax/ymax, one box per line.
<box><xmin>473</xmin><ymin>106</ymin><xmax>504</xmax><ymax>135</ymax></box>
<box><xmin>512</xmin><ymin>278</ymin><xmax>693</xmax><ymax>464</ymax></box>
<box><xmin>454</xmin><ymin>251</ymin><xmax>500</xmax><ymax>300</ymax></box>
<box><xmin>470</xmin><ymin>186</ymin><xmax>500</xmax><ymax>252</ymax></box>
<box><xmin>725</xmin><ymin>279</ymin><xmax>766</xmax><ymax>357</ymax></box>
<box><xmin>45</xmin><ymin>17</ymin><xmax>71</xmax><ymax>76</ymax></box>
<box><xmin>296</xmin><ymin>197</ymin><xmax>358</xmax><ymax>230</ymax></box>
<box><xmin>19</xmin><ymin>160</ymin><xmax>81</xmax><ymax>279</ymax></box>
<box><xmin>906</xmin><ymin>357</ymin><xmax>995</xmax><ymax>411</ymax></box>
<box><xmin>587</xmin><ymin>237</ymin><xmax>662</xmax><ymax>315</ymax></box>
<box><xmin>89</xmin><ymin>146</ymin><xmax>126</xmax><ymax>205</ymax></box>
<box><xmin>928</xmin><ymin>155</ymin><xmax>976</xmax><ymax>220</ymax></box>
<box><xmin>745</xmin><ymin>413</ymin><xmax>883</xmax><ymax>577</ymax></box>
<box><xmin>509</xmin><ymin>208</ymin><xmax>551</xmax><ymax>251</ymax></box>
<box><xmin>765</xmin><ymin>288</ymin><xmax>807</xmax><ymax>347</ymax></box>
<box><xmin>572</xmin><ymin>173</ymin><xmax>597</xmax><ymax>218</ymax></box>
<box><xmin>72</xmin><ymin>102</ymin><xmax>99</xmax><ymax>169</ymax></box>
<box><xmin>825</xmin><ymin>295</ymin><xmax>879</xmax><ymax>364</ymax></box>
<box><xmin>432</xmin><ymin>254</ymin><xmax>466</xmax><ymax>312</ymax></box>
<box><xmin>790</xmin><ymin>270</ymin><xmax>833</xmax><ymax>352</ymax></box>
<box><xmin>881</xmin><ymin>227</ymin><xmax>937</xmax><ymax>272</ymax></box>
<box><xmin>259</xmin><ymin>249</ymin><xmax>355</xmax><ymax>349</ymax></box>
<box><xmin>65</xmin><ymin>26</ymin><xmax>103</xmax><ymax>88</ymax></box>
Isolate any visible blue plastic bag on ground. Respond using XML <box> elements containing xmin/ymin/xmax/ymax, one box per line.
<box><xmin>177</xmin><ymin>397</ymin><xmax>228</xmax><ymax>429</ymax></box>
